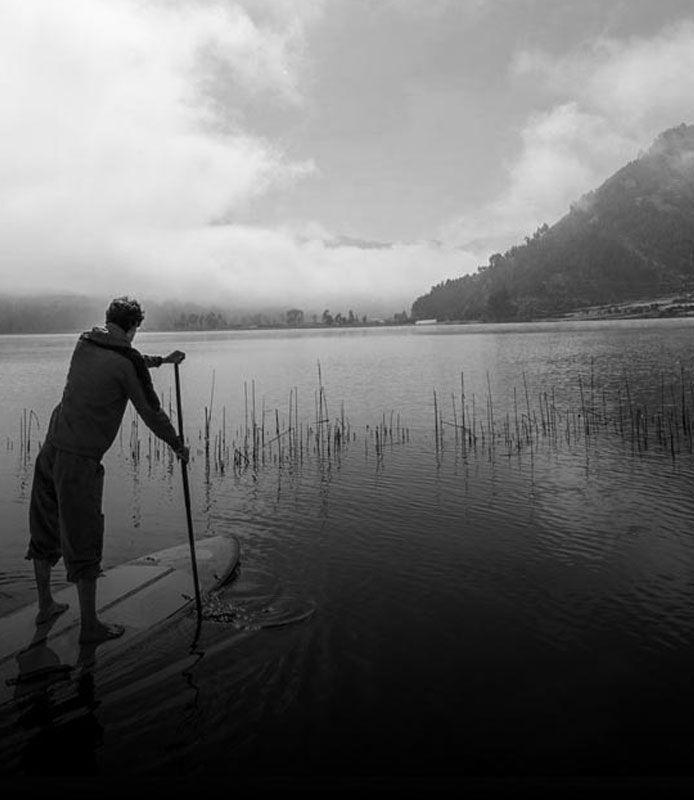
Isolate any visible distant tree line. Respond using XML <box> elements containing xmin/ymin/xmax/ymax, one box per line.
<box><xmin>165</xmin><ymin>307</ymin><xmax>413</xmax><ymax>330</ymax></box>
<box><xmin>0</xmin><ymin>296</ymin><xmax>412</xmax><ymax>333</ymax></box>
<box><xmin>310</xmin><ymin>308</ymin><xmax>409</xmax><ymax>326</ymax></box>
<box><xmin>319</xmin><ymin>309</ymin><xmax>363</xmax><ymax>326</ymax></box>
<box><xmin>171</xmin><ymin>311</ymin><xmax>230</xmax><ymax>330</ymax></box>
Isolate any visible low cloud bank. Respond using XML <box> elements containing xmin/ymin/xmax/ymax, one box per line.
<box><xmin>0</xmin><ymin>0</ymin><xmax>470</xmax><ymax>314</ymax></box>
<box><xmin>3</xmin><ymin>3</ymin><xmax>693</xmax><ymax>313</ymax></box>
<box><xmin>443</xmin><ymin>19</ymin><xmax>694</xmax><ymax>260</ymax></box>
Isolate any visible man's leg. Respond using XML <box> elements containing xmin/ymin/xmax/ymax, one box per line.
<box><xmin>76</xmin><ymin>577</ymin><xmax>124</xmax><ymax>643</ymax></box>
<box><xmin>55</xmin><ymin>452</ymin><xmax>123</xmax><ymax>644</ymax></box>
<box><xmin>28</xmin><ymin>443</ymin><xmax>69</xmax><ymax>625</ymax></box>
<box><xmin>33</xmin><ymin>559</ymin><xmax>69</xmax><ymax>625</ymax></box>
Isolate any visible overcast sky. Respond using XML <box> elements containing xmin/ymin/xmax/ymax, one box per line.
<box><xmin>2</xmin><ymin>0</ymin><xmax>694</xmax><ymax>315</ymax></box>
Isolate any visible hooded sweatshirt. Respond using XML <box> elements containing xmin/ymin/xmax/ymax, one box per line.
<box><xmin>46</xmin><ymin>323</ymin><xmax>180</xmax><ymax>460</ymax></box>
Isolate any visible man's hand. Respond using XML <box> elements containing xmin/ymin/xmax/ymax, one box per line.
<box><xmin>174</xmin><ymin>443</ymin><xmax>190</xmax><ymax>464</ymax></box>
<box><xmin>163</xmin><ymin>350</ymin><xmax>186</xmax><ymax>365</ymax></box>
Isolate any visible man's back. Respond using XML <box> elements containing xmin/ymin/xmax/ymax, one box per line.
<box><xmin>47</xmin><ymin>324</ymin><xmax>178</xmax><ymax>460</ymax></box>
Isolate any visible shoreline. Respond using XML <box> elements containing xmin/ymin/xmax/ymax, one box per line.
<box><xmin>3</xmin><ymin>314</ymin><xmax>694</xmax><ymax>335</ymax></box>
<box><xmin>4</xmin><ymin>299</ymin><xmax>694</xmax><ymax>336</ymax></box>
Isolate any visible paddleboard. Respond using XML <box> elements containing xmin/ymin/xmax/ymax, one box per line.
<box><xmin>0</xmin><ymin>535</ymin><xmax>239</xmax><ymax>704</ymax></box>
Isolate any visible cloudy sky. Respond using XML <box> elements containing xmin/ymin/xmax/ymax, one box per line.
<box><xmin>2</xmin><ymin>0</ymin><xmax>694</xmax><ymax>315</ymax></box>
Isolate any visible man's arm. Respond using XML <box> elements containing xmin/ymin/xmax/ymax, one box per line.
<box><xmin>122</xmin><ymin>362</ymin><xmax>189</xmax><ymax>462</ymax></box>
<box><xmin>142</xmin><ymin>351</ymin><xmax>186</xmax><ymax>369</ymax></box>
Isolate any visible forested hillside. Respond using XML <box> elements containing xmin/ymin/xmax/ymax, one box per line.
<box><xmin>412</xmin><ymin>124</ymin><xmax>694</xmax><ymax>321</ymax></box>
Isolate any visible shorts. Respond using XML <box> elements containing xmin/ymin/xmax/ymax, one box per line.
<box><xmin>26</xmin><ymin>442</ymin><xmax>105</xmax><ymax>583</ymax></box>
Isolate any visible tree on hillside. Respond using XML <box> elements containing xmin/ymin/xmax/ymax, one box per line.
<box><xmin>485</xmin><ymin>287</ymin><xmax>516</xmax><ymax>321</ymax></box>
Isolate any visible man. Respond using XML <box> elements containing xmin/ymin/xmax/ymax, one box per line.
<box><xmin>26</xmin><ymin>296</ymin><xmax>190</xmax><ymax>643</ymax></box>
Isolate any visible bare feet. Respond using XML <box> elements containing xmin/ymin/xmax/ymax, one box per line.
<box><xmin>79</xmin><ymin>622</ymin><xmax>125</xmax><ymax>644</ymax></box>
<box><xmin>35</xmin><ymin>601</ymin><xmax>69</xmax><ymax>625</ymax></box>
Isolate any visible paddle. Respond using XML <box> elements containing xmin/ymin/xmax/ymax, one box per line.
<box><xmin>173</xmin><ymin>362</ymin><xmax>203</xmax><ymax>624</ymax></box>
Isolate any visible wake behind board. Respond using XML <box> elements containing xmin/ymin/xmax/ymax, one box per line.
<box><xmin>0</xmin><ymin>535</ymin><xmax>239</xmax><ymax>705</ymax></box>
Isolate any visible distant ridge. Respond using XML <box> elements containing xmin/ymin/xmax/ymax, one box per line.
<box><xmin>411</xmin><ymin>123</ymin><xmax>694</xmax><ymax>322</ymax></box>
<box><xmin>0</xmin><ymin>294</ymin><xmax>105</xmax><ymax>334</ymax></box>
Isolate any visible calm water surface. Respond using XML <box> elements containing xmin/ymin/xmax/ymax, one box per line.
<box><xmin>2</xmin><ymin>319</ymin><xmax>694</xmax><ymax>780</ymax></box>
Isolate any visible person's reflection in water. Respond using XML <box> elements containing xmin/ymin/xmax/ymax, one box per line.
<box><xmin>12</xmin><ymin>623</ymin><xmax>104</xmax><ymax>777</ymax></box>
<box><xmin>12</xmin><ymin>618</ymin><xmax>72</xmax><ymax>693</ymax></box>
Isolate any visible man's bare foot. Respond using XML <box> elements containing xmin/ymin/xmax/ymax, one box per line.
<box><xmin>78</xmin><ymin>622</ymin><xmax>125</xmax><ymax>644</ymax></box>
<box><xmin>35</xmin><ymin>601</ymin><xmax>69</xmax><ymax>625</ymax></box>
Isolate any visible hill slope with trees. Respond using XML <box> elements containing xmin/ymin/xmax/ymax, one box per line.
<box><xmin>411</xmin><ymin>123</ymin><xmax>694</xmax><ymax>322</ymax></box>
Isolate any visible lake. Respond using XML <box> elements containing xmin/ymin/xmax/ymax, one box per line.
<box><xmin>2</xmin><ymin>319</ymin><xmax>694</xmax><ymax>783</ymax></box>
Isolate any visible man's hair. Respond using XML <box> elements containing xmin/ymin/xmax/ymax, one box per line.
<box><xmin>105</xmin><ymin>296</ymin><xmax>145</xmax><ymax>331</ymax></box>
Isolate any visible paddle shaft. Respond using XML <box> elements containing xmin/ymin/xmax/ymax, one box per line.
<box><xmin>173</xmin><ymin>362</ymin><xmax>203</xmax><ymax>622</ymax></box>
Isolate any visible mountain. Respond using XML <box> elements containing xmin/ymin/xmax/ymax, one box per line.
<box><xmin>411</xmin><ymin>123</ymin><xmax>694</xmax><ymax>322</ymax></box>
